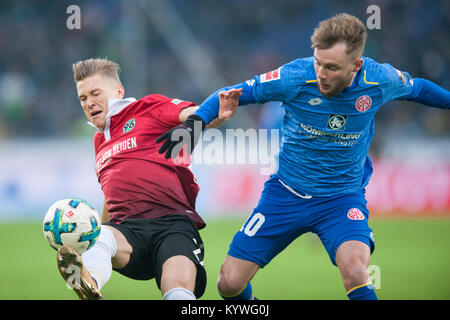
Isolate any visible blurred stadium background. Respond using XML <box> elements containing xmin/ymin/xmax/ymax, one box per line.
<box><xmin>0</xmin><ymin>0</ymin><xmax>448</xmax><ymax>300</ymax></box>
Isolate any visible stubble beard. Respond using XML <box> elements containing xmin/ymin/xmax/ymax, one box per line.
<box><xmin>318</xmin><ymin>71</ymin><xmax>355</xmax><ymax>98</ymax></box>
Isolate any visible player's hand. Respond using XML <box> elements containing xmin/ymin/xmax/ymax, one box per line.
<box><xmin>207</xmin><ymin>88</ymin><xmax>242</xmax><ymax>128</ymax></box>
<box><xmin>156</xmin><ymin>114</ymin><xmax>206</xmax><ymax>159</ymax></box>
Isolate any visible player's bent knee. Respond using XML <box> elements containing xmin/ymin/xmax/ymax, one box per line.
<box><xmin>339</xmin><ymin>259</ymin><xmax>370</xmax><ymax>290</ymax></box>
<box><xmin>341</xmin><ymin>260</ymin><xmax>368</xmax><ymax>279</ymax></box>
<box><xmin>217</xmin><ymin>266</ymin><xmax>248</xmax><ymax>296</ymax></box>
<box><xmin>217</xmin><ymin>255</ymin><xmax>259</xmax><ymax>296</ymax></box>
<box><xmin>217</xmin><ymin>272</ymin><xmax>246</xmax><ymax>296</ymax></box>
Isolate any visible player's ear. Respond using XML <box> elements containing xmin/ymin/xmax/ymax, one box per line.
<box><xmin>353</xmin><ymin>58</ymin><xmax>363</xmax><ymax>72</ymax></box>
<box><xmin>117</xmin><ymin>84</ymin><xmax>125</xmax><ymax>99</ymax></box>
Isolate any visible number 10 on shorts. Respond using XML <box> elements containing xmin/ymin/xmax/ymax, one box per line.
<box><xmin>240</xmin><ymin>212</ymin><xmax>266</xmax><ymax>237</ymax></box>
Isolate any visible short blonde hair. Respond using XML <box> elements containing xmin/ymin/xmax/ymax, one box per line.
<box><xmin>311</xmin><ymin>13</ymin><xmax>367</xmax><ymax>59</ymax></box>
<box><xmin>72</xmin><ymin>58</ymin><xmax>121</xmax><ymax>83</ymax></box>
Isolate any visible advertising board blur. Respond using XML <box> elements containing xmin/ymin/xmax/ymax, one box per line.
<box><xmin>0</xmin><ymin>139</ymin><xmax>448</xmax><ymax>220</ymax></box>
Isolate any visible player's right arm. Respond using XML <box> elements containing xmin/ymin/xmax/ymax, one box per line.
<box><xmin>157</xmin><ymin>59</ymin><xmax>306</xmax><ymax>158</ymax></box>
<box><xmin>195</xmin><ymin>60</ymin><xmax>305</xmax><ymax>125</ymax></box>
<box><xmin>177</xmin><ymin>89</ymin><xmax>241</xmax><ymax>128</ymax></box>
<box><xmin>193</xmin><ymin>80</ymin><xmax>257</xmax><ymax>125</ymax></box>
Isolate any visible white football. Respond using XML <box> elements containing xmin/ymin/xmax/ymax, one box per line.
<box><xmin>43</xmin><ymin>198</ymin><xmax>101</xmax><ymax>254</ymax></box>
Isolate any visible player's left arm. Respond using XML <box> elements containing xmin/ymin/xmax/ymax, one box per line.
<box><xmin>380</xmin><ymin>63</ymin><xmax>449</xmax><ymax>109</ymax></box>
<box><xmin>404</xmin><ymin>78</ymin><xmax>449</xmax><ymax>109</ymax></box>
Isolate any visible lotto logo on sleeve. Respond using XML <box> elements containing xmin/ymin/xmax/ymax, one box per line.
<box><xmin>355</xmin><ymin>95</ymin><xmax>372</xmax><ymax>112</ymax></box>
<box><xmin>347</xmin><ymin>208</ymin><xmax>365</xmax><ymax>220</ymax></box>
<box><xmin>260</xmin><ymin>68</ymin><xmax>281</xmax><ymax>83</ymax></box>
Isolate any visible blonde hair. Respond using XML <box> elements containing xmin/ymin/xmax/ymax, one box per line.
<box><xmin>311</xmin><ymin>13</ymin><xmax>367</xmax><ymax>59</ymax></box>
<box><xmin>72</xmin><ymin>58</ymin><xmax>121</xmax><ymax>83</ymax></box>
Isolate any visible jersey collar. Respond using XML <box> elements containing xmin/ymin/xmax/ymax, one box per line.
<box><xmin>86</xmin><ymin>97</ymin><xmax>136</xmax><ymax>135</ymax></box>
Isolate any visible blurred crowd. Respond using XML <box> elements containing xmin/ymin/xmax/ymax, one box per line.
<box><xmin>0</xmin><ymin>0</ymin><xmax>448</xmax><ymax>154</ymax></box>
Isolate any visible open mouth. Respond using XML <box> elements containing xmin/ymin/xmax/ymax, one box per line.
<box><xmin>90</xmin><ymin>110</ymin><xmax>102</xmax><ymax>118</ymax></box>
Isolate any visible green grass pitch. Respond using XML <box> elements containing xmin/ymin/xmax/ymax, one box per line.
<box><xmin>0</xmin><ymin>217</ymin><xmax>449</xmax><ymax>300</ymax></box>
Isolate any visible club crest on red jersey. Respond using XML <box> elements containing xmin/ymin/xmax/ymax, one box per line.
<box><xmin>123</xmin><ymin>118</ymin><xmax>136</xmax><ymax>133</ymax></box>
<box><xmin>260</xmin><ymin>68</ymin><xmax>281</xmax><ymax>83</ymax></box>
<box><xmin>347</xmin><ymin>208</ymin><xmax>365</xmax><ymax>220</ymax></box>
<box><xmin>355</xmin><ymin>95</ymin><xmax>372</xmax><ymax>112</ymax></box>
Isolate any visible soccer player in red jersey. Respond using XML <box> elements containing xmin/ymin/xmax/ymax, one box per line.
<box><xmin>56</xmin><ymin>58</ymin><xmax>240</xmax><ymax>300</ymax></box>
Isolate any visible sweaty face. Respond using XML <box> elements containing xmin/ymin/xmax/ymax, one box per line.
<box><xmin>313</xmin><ymin>43</ymin><xmax>362</xmax><ymax>97</ymax></box>
<box><xmin>76</xmin><ymin>73</ymin><xmax>124</xmax><ymax>130</ymax></box>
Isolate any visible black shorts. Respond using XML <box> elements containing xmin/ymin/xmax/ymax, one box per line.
<box><xmin>104</xmin><ymin>214</ymin><xmax>206</xmax><ymax>298</ymax></box>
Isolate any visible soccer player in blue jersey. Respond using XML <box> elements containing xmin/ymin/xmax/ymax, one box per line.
<box><xmin>156</xmin><ymin>13</ymin><xmax>450</xmax><ymax>300</ymax></box>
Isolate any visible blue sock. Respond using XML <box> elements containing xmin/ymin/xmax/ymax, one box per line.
<box><xmin>347</xmin><ymin>283</ymin><xmax>378</xmax><ymax>300</ymax></box>
<box><xmin>220</xmin><ymin>282</ymin><xmax>253</xmax><ymax>300</ymax></box>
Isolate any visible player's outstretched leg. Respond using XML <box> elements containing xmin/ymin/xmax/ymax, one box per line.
<box><xmin>57</xmin><ymin>246</ymin><xmax>103</xmax><ymax>300</ymax></box>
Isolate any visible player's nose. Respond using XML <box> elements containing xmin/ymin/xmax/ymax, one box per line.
<box><xmin>317</xmin><ymin>66</ymin><xmax>327</xmax><ymax>80</ymax></box>
<box><xmin>86</xmin><ymin>97</ymin><xmax>97</xmax><ymax>109</ymax></box>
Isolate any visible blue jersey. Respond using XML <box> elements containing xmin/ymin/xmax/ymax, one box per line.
<box><xmin>195</xmin><ymin>56</ymin><xmax>448</xmax><ymax>197</ymax></box>
<box><xmin>246</xmin><ymin>57</ymin><xmax>414</xmax><ymax>196</ymax></box>
<box><xmin>191</xmin><ymin>56</ymin><xmax>448</xmax><ymax>278</ymax></box>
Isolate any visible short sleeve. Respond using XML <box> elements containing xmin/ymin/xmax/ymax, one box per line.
<box><xmin>143</xmin><ymin>94</ymin><xmax>196</xmax><ymax>128</ymax></box>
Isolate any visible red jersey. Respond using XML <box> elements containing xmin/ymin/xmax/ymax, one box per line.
<box><xmin>93</xmin><ymin>94</ymin><xmax>205</xmax><ymax>229</ymax></box>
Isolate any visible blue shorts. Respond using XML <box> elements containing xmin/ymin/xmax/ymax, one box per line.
<box><xmin>228</xmin><ymin>175</ymin><xmax>375</xmax><ymax>267</ymax></box>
